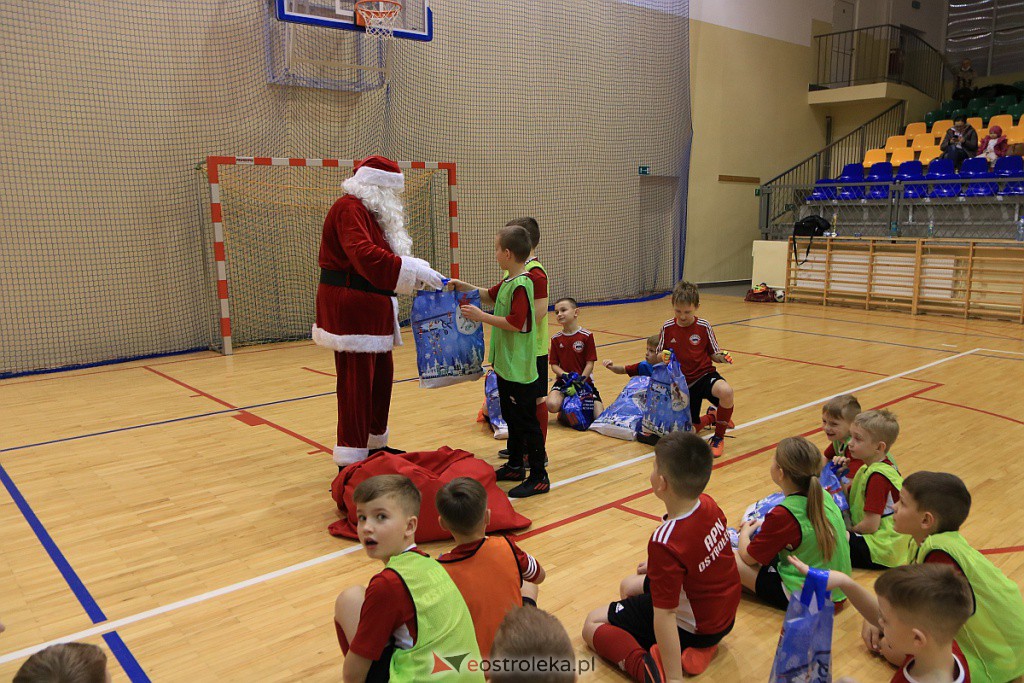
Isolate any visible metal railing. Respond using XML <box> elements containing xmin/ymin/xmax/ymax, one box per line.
<box><xmin>761</xmin><ymin>178</ymin><xmax>1024</xmax><ymax>242</ymax></box>
<box><xmin>758</xmin><ymin>101</ymin><xmax>905</xmax><ymax>236</ymax></box>
<box><xmin>813</xmin><ymin>24</ymin><xmax>946</xmax><ymax>99</ymax></box>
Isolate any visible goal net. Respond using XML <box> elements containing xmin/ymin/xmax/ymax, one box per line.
<box><xmin>204</xmin><ymin>157</ymin><xmax>457</xmax><ymax>353</ymax></box>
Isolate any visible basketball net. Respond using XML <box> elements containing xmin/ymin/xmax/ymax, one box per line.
<box><xmin>355</xmin><ymin>0</ymin><xmax>403</xmax><ymax>40</ymax></box>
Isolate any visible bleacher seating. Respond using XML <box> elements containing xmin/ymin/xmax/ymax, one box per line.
<box><xmin>994</xmin><ymin>156</ymin><xmax>1024</xmax><ymax>195</ymax></box>
<box><xmin>837</xmin><ymin>162</ymin><xmax>865</xmax><ymax>200</ymax></box>
<box><xmin>911</xmin><ymin>133</ymin><xmax>934</xmax><ymax>152</ymax></box>
<box><xmin>884</xmin><ymin>135</ymin><xmax>908</xmax><ymax>153</ymax></box>
<box><xmin>897</xmin><ymin>160</ymin><xmax>927</xmax><ymax>198</ymax></box>
<box><xmin>979</xmin><ymin>105</ymin><xmax>1000</xmax><ymax>124</ymax></box>
<box><xmin>961</xmin><ymin>157</ymin><xmax>997</xmax><ymax>197</ymax></box>
<box><xmin>931</xmin><ymin>119</ymin><xmax>954</xmax><ymax>136</ymax></box>
<box><xmin>863</xmin><ymin>148</ymin><xmax>887</xmax><ymax>166</ymax></box>
<box><xmin>994</xmin><ymin>94</ymin><xmax>1018</xmax><ymax>109</ymax></box>
<box><xmin>967</xmin><ymin>116</ymin><xmax>984</xmax><ymax>131</ymax></box>
<box><xmin>919</xmin><ymin>146</ymin><xmax>942</xmax><ymax>166</ymax></box>
<box><xmin>988</xmin><ymin>114</ymin><xmax>1013</xmax><ymax>132</ymax></box>
<box><xmin>926</xmin><ymin>158</ymin><xmax>959</xmax><ymax>198</ymax></box>
<box><xmin>1008</xmin><ymin>127</ymin><xmax>1024</xmax><ymax>144</ymax></box>
<box><xmin>905</xmin><ymin>122</ymin><xmax>927</xmax><ymax>138</ymax></box>
<box><xmin>865</xmin><ymin>162</ymin><xmax>892</xmax><ymax>199</ymax></box>
<box><xmin>890</xmin><ymin>148</ymin><xmax>915</xmax><ymax>167</ymax></box>
<box><xmin>1009</xmin><ymin>102</ymin><xmax>1024</xmax><ymax>122</ymax></box>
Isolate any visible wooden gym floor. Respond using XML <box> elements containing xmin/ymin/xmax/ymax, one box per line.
<box><xmin>1</xmin><ymin>293</ymin><xmax>1023</xmax><ymax>681</ymax></box>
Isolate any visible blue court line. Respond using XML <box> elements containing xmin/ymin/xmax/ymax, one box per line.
<box><xmin>783</xmin><ymin>312</ymin><xmax>1023</xmax><ymax>342</ymax></box>
<box><xmin>0</xmin><ymin>463</ymin><xmax>150</xmax><ymax>680</ymax></box>
<box><xmin>2</xmin><ymin>315</ymin><xmax>784</xmax><ymax>455</ymax></box>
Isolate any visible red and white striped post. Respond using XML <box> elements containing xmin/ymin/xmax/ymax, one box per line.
<box><xmin>205</xmin><ymin>156</ymin><xmax>459</xmax><ymax>355</ymax></box>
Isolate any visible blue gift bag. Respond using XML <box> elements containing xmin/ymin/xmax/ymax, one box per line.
<box><xmin>769</xmin><ymin>568</ymin><xmax>834</xmax><ymax>683</ymax></box>
<box><xmin>589</xmin><ymin>376</ymin><xmax>649</xmax><ymax>441</ymax></box>
<box><xmin>818</xmin><ymin>463</ymin><xmax>850</xmax><ymax>513</ymax></box>
<box><xmin>641</xmin><ymin>352</ymin><xmax>692</xmax><ymax>437</ymax></box>
<box><xmin>411</xmin><ymin>290</ymin><xmax>485</xmax><ymax>388</ymax></box>
<box><xmin>483</xmin><ymin>369</ymin><xmax>508</xmax><ymax>439</ymax></box>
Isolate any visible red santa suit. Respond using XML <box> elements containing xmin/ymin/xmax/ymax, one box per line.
<box><xmin>312</xmin><ymin>156</ymin><xmax>443</xmax><ymax>466</ymax></box>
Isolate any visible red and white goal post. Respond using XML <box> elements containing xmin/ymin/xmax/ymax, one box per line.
<box><xmin>205</xmin><ymin>156</ymin><xmax>459</xmax><ymax>355</ymax></box>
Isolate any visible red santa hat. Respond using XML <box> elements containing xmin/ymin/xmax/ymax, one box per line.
<box><xmin>351</xmin><ymin>155</ymin><xmax>404</xmax><ymax>191</ymax></box>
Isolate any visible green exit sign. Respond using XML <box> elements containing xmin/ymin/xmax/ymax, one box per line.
<box><xmin>638</xmin><ymin>165</ymin><xmax>651</xmax><ymax>175</ymax></box>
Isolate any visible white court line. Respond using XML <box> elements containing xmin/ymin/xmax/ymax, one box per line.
<box><xmin>979</xmin><ymin>347</ymin><xmax>1024</xmax><ymax>355</ymax></box>
<box><xmin>0</xmin><ymin>348</ymin><xmax>981</xmax><ymax>664</ymax></box>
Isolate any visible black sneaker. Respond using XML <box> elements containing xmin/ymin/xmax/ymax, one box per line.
<box><xmin>509</xmin><ymin>475</ymin><xmax>550</xmax><ymax>498</ymax></box>
<box><xmin>498</xmin><ymin>448</ymin><xmax>512</xmax><ymax>459</ymax></box>
<box><xmin>495</xmin><ymin>464</ymin><xmax>526</xmax><ymax>481</ymax></box>
<box><xmin>636</xmin><ymin>432</ymin><xmax>661</xmax><ymax>446</ymax></box>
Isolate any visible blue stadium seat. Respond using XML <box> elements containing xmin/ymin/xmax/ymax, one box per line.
<box><xmin>808</xmin><ymin>179</ymin><xmax>837</xmax><ymax>201</ymax></box>
<box><xmin>961</xmin><ymin>157</ymin><xmax>997</xmax><ymax>197</ymax></box>
<box><xmin>865</xmin><ymin>162</ymin><xmax>893</xmax><ymax>199</ymax></box>
<box><xmin>926</xmin><ymin>158</ymin><xmax>961</xmax><ymax>198</ymax></box>
<box><xmin>837</xmin><ymin>163</ymin><xmax>865</xmax><ymax>200</ymax></box>
<box><xmin>896</xmin><ymin>160</ymin><xmax>927</xmax><ymax>199</ymax></box>
<box><xmin>994</xmin><ymin>156</ymin><xmax>1024</xmax><ymax>195</ymax></box>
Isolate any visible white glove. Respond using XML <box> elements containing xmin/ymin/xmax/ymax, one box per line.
<box><xmin>415</xmin><ymin>264</ymin><xmax>445</xmax><ymax>291</ymax></box>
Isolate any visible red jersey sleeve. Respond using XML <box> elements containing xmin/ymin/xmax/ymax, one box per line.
<box><xmin>529</xmin><ymin>268</ymin><xmax>548</xmax><ymax>299</ymax></box>
<box><xmin>624</xmin><ymin>363</ymin><xmax>640</xmax><ymax>376</ymax></box>
<box><xmin>863</xmin><ymin>473</ymin><xmax>899</xmax><ymax>515</ymax></box>
<box><xmin>505</xmin><ymin>537</ymin><xmax>541</xmax><ymax>582</ymax></box>
<box><xmin>583</xmin><ymin>332</ymin><xmax>597</xmax><ymax>362</ymax></box>
<box><xmin>505</xmin><ymin>286</ymin><xmax>531</xmax><ymax>331</ymax></box>
<box><xmin>647</xmin><ymin>537</ymin><xmax>686</xmax><ymax>610</ymax></box>
<box><xmin>487</xmin><ymin>283</ymin><xmax>501</xmax><ymax>302</ymax></box>
<box><xmin>548</xmin><ymin>337</ymin><xmax>558</xmax><ymax>364</ymax></box>
<box><xmin>922</xmin><ymin>549</ymin><xmax>965</xmax><ymax>576</ymax></box>
<box><xmin>348</xmin><ymin>569</ymin><xmax>417</xmax><ymax>660</ymax></box>
<box><xmin>824</xmin><ymin>443</ymin><xmax>836</xmax><ymax>460</ymax></box>
<box><xmin>746</xmin><ymin>506</ymin><xmax>802</xmax><ymax>566</ymax></box>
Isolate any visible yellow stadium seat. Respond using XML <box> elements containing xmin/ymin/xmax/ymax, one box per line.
<box><xmin>905</xmin><ymin>122</ymin><xmax>928</xmax><ymax>138</ymax></box>
<box><xmin>931</xmin><ymin>119</ymin><xmax>954</xmax><ymax>136</ymax></box>
<box><xmin>912</xmin><ymin>133</ymin><xmax>935</xmax><ymax>151</ymax></box>
<box><xmin>1008</xmin><ymin>127</ymin><xmax>1024</xmax><ymax>144</ymax></box>
<box><xmin>919</xmin><ymin>146</ymin><xmax>942</xmax><ymax>166</ymax></box>
<box><xmin>967</xmin><ymin>117</ymin><xmax>984</xmax><ymax>132</ymax></box>
<box><xmin>889</xmin><ymin>148</ymin><xmax>915</xmax><ymax>166</ymax></box>
<box><xmin>979</xmin><ymin>128</ymin><xmax>989</xmax><ymax>140</ymax></box>
<box><xmin>863</xmin><ymin>148</ymin><xmax>888</xmax><ymax>166</ymax></box>
<box><xmin>885</xmin><ymin>135</ymin><xmax>909</xmax><ymax>153</ymax></box>
<box><xmin>988</xmin><ymin>114</ymin><xmax>1013</xmax><ymax>132</ymax></box>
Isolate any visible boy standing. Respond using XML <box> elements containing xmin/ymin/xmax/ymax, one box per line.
<box><xmin>583</xmin><ymin>432</ymin><xmax>741</xmax><ymax>681</ymax></box>
<box><xmin>657</xmin><ymin>281</ymin><xmax>735</xmax><ymax>458</ymax></box>
<box><xmin>436</xmin><ymin>478</ymin><xmax>545</xmax><ymax>659</ymax></box>
<box><xmin>845</xmin><ymin>410</ymin><xmax>915</xmax><ymax>569</ymax></box>
<box><xmin>547</xmin><ymin>297</ymin><xmax>604</xmax><ymax>418</ymax></box>
<box><xmin>454</xmin><ymin>225</ymin><xmax>549</xmax><ymax>497</ymax></box>
<box><xmin>890</xmin><ymin>471</ymin><xmax>1024</xmax><ymax>682</ymax></box>
<box><xmin>604</xmin><ymin>335</ymin><xmax>662</xmax><ymax>378</ymax></box>
<box><xmin>333</xmin><ymin>475</ymin><xmax>483</xmax><ymax>682</ymax></box>
<box><xmin>789</xmin><ymin>558</ymin><xmax>974</xmax><ymax>683</ymax></box>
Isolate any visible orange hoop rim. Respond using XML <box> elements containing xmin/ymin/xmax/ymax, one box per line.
<box><xmin>354</xmin><ymin>0</ymin><xmax>403</xmax><ymax>27</ymax></box>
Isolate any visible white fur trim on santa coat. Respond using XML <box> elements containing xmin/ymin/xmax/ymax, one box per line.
<box><xmin>367</xmin><ymin>428</ymin><xmax>389</xmax><ymax>450</ymax></box>
<box><xmin>352</xmin><ymin>166</ymin><xmax>404</xmax><ymax>191</ymax></box>
<box><xmin>311</xmin><ymin>299</ymin><xmax>402</xmax><ymax>351</ymax></box>
<box><xmin>396</xmin><ymin>256</ymin><xmax>421</xmax><ymax>296</ymax></box>
<box><xmin>334</xmin><ymin>445</ymin><xmax>369</xmax><ymax>466</ymax></box>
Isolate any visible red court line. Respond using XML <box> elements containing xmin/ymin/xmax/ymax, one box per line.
<box><xmin>143</xmin><ymin>367</ymin><xmax>331</xmax><ymax>454</ymax></box>
<box><xmin>980</xmin><ymin>544</ymin><xmax>1024</xmax><ymax>556</ymax></box>
<box><xmin>913</xmin><ymin>396</ymin><xmax>1024</xmax><ymax>427</ymax></box>
<box><xmin>515</xmin><ymin>383</ymin><xmax>943</xmax><ymax>542</ymax></box>
<box><xmin>615</xmin><ymin>503</ymin><xmax>662</xmax><ymax>522</ymax></box>
<box><xmin>302</xmin><ymin>366</ymin><xmax>336</xmax><ymax>378</ymax></box>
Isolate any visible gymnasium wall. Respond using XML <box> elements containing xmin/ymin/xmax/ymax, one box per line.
<box><xmin>0</xmin><ymin>0</ymin><xmax>691</xmax><ymax>375</ymax></box>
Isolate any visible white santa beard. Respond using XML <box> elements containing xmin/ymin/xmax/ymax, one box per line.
<box><xmin>341</xmin><ymin>178</ymin><xmax>413</xmax><ymax>257</ymax></box>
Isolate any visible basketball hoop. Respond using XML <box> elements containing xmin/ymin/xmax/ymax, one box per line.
<box><xmin>355</xmin><ymin>0</ymin><xmax>403</xmax><ymax>39</ymax></box>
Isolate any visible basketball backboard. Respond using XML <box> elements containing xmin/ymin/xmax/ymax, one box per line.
<box><xmin>274</xmin><ymin>0</ymin><xmax>432</xmax><ymax>41</ymax></box>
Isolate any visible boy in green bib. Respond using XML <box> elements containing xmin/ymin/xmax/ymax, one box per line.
<box><xmin>845</xmin><ymin>410</ymin><xmax>915</xmax><ymax>569</ymax></box>
<box><xmin>820</xmin><ymin>394</ymin><xmax>860</xmax><ymax>475</ymax></box>
<box><xmin>453</xmin><ymin>225</ymin><xmax>549</xmax><ymax>497</ymax></box>
<box><xmin>886</xmin><ymin>471</ymin><xmax>1024</xmax><ymax>683</ymax></box>
<box><xmin>333</xmin><ymin>475</ymin><xmax>483</xmax><ymax>682</ymax></box>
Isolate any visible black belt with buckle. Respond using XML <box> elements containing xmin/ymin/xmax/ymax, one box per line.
<box><xmin>320</xmin><ymin>269</ymin><xmax>396</xmax><ymax>297</ymax></box>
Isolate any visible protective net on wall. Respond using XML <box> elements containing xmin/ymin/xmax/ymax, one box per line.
<box><xmin>0</xmin><ymin>0</ymin><xmax>691</xmax><ymax>376</ymax></box>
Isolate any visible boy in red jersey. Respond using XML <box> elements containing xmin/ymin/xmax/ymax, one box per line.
<box><xmin>547</xmin><ymin>297</ymin><xmax>604</xmax><ymax>419</ymax></box>
<box><xmin>657</xmin><ymin>281</ymin><xmax>735</xmax><ymax>457</ymax></box>
<box><xmin>582</xmin><ymin>432</ymin><xmax>740</xmax><ymax>682</ymax></box>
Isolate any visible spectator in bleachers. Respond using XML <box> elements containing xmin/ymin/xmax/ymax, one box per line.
<box><xmin>952</xmin><ymin>58</ymin><xmax>976</xmax><ymax>106</ymax></box>
<box><xmin>940</xmin><ymin>115</ymin><xmax>978</xmax><ymax>171</ymax></box>
<box><xmin>977</xmin><ymin>125</ymin><xmax>1008</xmax><ymax>165</ymax></box>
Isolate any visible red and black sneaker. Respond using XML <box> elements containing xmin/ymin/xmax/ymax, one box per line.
<box><xmin>495</xmin><ymin>464</ymin><xmax>526</xmax><ymax>481</ymax></box>
<box><xmin>509</xmin><ymin>475</ymin><xmax>550</xmax><ymax>498</ymax></box>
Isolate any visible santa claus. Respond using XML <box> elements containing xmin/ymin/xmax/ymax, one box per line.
<box><xmin>312</xmin><ymin>155</ymin><xmax>444</xmax><ymax>467</ymax></box>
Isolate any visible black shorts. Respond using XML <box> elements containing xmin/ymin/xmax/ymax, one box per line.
<box><xmin>551</xmin><ymin>376</ymin><xmax>603</xmax><ymax>403</ymax></box>
<box><xmin>605</xmin><ymin>579</ymin><xmax>733</xmax><ymax>651</ymax></box>
<box><xmin>687</xmin><ymin>371</ymin><xmax>726</xmax><ymax>422</ymax></box>
<box><xmin>849</xmin><ymin>533</ymin><xmax>888</xmax><ymax>570</ymax></box>
<box><xmin>523</xmin><ymin>596</ymin><xmax>537</xmax><ymax>607</ymax></box>
<box><xmin>754</xmin><ymin>558</ymin><xmax>791</xmax><ymax>611</ymax></box>
<box><xmin>532</xmin><ymin>355</ymin><xmax>549</xmax><ymax>400</ymax></box>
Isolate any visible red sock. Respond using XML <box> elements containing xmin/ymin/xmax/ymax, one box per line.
<box><xmin>536</xmin><ymin>402</ymin><xmax>549</xmax><ymax>442</ymax></box>
<box><xmin>714</xmin><ymin>405</ymin><xmax>734</xmax><ymax>439</ymax></box>
<box><xmin>334</xmin><ymin>620</ymin><xmax>350</xmax><ymax>654</ymax></box>
<box><xmin>593</xmin><ymin>624</ymin><xmax>647</xmax><ymax>682</ymax></box>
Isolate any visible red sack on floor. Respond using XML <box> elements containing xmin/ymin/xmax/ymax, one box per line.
<box><xmin>329</xmin><ymin>446</ymin><xmax>532</xmax><ymax>541</ymax></box>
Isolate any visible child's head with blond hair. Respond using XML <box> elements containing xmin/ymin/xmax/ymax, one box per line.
<box><xmin>644</xmin><ymin>334</ymin><xmax>661</xmax><ymax>365</ymax></box>
<box><xmin>821</xmin><ymin>394</ymin><xmax>860</xmax><ymax>445</ymax></box>
<box><xmin>847</xmin><ymin>409</ymin><xmax>899</xmax><ymax>464</ymax></box>
<box><xmin>772</xmin><ymin>436</ymin><xmax>838</xmax><ymax>561</ymax></box>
